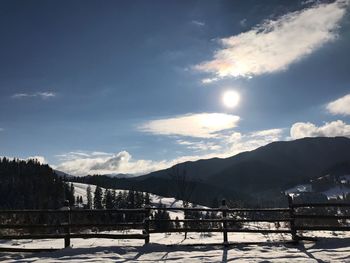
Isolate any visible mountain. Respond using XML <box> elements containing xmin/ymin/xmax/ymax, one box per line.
<box><xmin>71</xmin><ymin>137</ymin><xmax>350</xmax><ymax>207</ymax></box>
<box><xmin>206</xmin><ymin>137</ymin><xmax>350</xmax><ymax>194</ymax></box>
<box><xmin>54</xmin><ymin>169</ymin><xmax>73</xmax><ymax>178</ymax></box>
<box><xmin>102</xmin><ymin>173</ymin><xmax>134</xmax><ymax>179</ymax></box>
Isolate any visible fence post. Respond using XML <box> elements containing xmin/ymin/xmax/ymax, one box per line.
<box><xmin>221</xmin><ymin>199</ymin><xmax>228</xmax><ymax>246</ymax></box>
<box><xmin>287</xmin><ymin>195</ymin><xmax>298</xmax><ymax>243</ymax></box>
<box><xmin>64</xmin><ymin>209</ymin><xmax>71</xmax><ymax>248</ymax></box>
<box><xmin>143</xmin><ymin>204</ymin><xmax>151</xmax><ymax>244</ymax></box>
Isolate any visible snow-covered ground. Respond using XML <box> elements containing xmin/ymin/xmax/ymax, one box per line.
<box><xmin>73</xmin><ymin>182</ymin><xmax>207</xmax><ymax>220</ymax></box>
<box><xmin>285</xmin><ymin>184</ymin><xmax>312</xmax><ymax>195</ymax></box>
<box><xmin>285</xmin><ymin>183</ymin><xmax>350</xmax><ymax>200</ymax></box>
<box><xmin>0</xmin><ymin>231</ymin><xmax>349</xmax><ymax>262</ymax></box>
<box><xmin>0</xmin><ymin>182</ymin><xmax>349</xmax><ymax>262</ymax></box>
<box><xmin>323</xmin><ymin>186</ymin><xmax>350</xmax><ymax>199</ymax></box>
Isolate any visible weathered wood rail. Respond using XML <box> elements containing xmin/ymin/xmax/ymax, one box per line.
<box><xmin>0</xmin><ymin>197</ymin><xmax>349</xmax><ymax>249</ymax></box>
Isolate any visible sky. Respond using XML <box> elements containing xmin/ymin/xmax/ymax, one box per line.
<box><xmin>1</xmin><ymin>0</ymin><xmax>350</xmax><ymax>176</ymax></box>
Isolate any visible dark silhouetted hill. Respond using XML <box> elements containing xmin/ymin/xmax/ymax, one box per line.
<box><xmin>71</xmin><ymin>137</ymin><xmax>350</xmax><ymax>206</ymax></box>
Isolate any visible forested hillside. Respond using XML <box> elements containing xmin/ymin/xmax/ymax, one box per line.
<box><xmin>0</xmin><ymin>158</ymin><xmax>73</xmax><ymax>209</ymax></box>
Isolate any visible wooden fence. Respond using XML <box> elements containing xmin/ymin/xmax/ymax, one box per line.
<box><xmin>0</xmin><ymin>197</ymin><xmax>349</xmax><ymax>249</ymax></box>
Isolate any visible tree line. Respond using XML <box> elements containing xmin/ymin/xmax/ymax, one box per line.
<box><xmin>0</xmin><ymin>158</ymin><xmax>74</xmax><ymax>209</ymax></box>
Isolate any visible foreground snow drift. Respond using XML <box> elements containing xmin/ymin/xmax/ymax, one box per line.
<box><xmin>0</xmin><ymin>231</ymin><xmax>349</xmax><ymax>262</ymax></box>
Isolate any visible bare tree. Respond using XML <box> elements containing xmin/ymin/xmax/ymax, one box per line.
<box><xmin>168</xmin><ymin>164</ymin><xmax>196</xmax><ymax>238</ymax></box>
<box><xmin>168</xmin><ymin>164</ymin><xmax>196</xmax><ymax>206</ymax></box>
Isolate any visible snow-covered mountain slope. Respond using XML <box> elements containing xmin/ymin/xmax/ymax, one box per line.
<box><xmin>72</xmin><ymin>182</ymin><xmax>207</xmax><ymax>220</ymax></box>
<box><xmin>285</xmin><ymin>184</ymin><xmax>312</xmax><ymax>194</ymax></box>
<box><xmin>285</xmin><ymin>171</ymin><xmax>350</xmax><ymax>200</ymax></box>
<box><xmin>285</xmin><ymin>183</ymin><xmax>350</xmax><ymax>200</ymax></box>
<box><xmin>323</xmin><ymin>186</ymin><xmax>350</xmax><ymax>199</ymax></box>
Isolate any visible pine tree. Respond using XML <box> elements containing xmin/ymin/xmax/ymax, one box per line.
<box><xmin>70</xmin><ymin>183</ymin><xmax>75</xmax><ymax>206</ymax></box>
<box><xmin>154</xmin><ymin>203</ymin><xmax>173</xmax><ymax>231</ymax></box>
<box><xmin>115</xmin><ymin>191</ymin><xmax>123</xmax><ymax>208</ymax></box>
<box><xmin>0</xmin><ymin>158</ymin><xmax>66</xmax><ymax>209</ymax></box>
<box><xmin>135</xmin><ymin>191</ymin><xmax>144</xmax><ymax>208</ymax></box>
<box><xmin>111</xmin><ymin>190</ymin><xmax>116</xmax><ymax>208</ymax></box>
<box><xmin>174</xmin><ymin>216</ymin><xmax>181</xmax><ymax>229</ymax></box>
<box><xmin>144</xmin><ymin>192</ymin><xmax>150</xmax><ymax>206</ymax></box>
<box><xmin>105</xmin><ymin>189</ymin><xmax>114</xmax><ymax>209</ymax></box>
<box><xmin>93</xmin><ymin>186</ymin><xmax>103</xmax><ymax>209</ymax></box>
<box><xmin>86</xmin><ymin>185</ymin><xmax>92</xmax><ymax>209</ymax></box>
<box><xmin>127</xmin><ymin>190</ymin><xmax>135</xmax><ymax>208</ymax></box>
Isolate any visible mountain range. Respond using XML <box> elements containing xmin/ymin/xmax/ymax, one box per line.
<box><xmin>71</xmin><ymin>137</ymin><xmax>350</xmax><ymax>207</ymax></box>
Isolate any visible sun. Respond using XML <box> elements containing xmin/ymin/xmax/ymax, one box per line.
<box><xmin>222</xmin><ymin>90</ymin><xmax>240</xmax><ymax>108</ymax></box>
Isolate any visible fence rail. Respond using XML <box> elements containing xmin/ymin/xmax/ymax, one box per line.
<box><xmin>0</xmin><ymin>197</ymin><xmax>349</xmax><ymax>249</ymax></box>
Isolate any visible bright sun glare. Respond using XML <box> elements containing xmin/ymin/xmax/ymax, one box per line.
<box><xmin>222</xmin><ymin>90</ymin><xmax>240</xmax><ymax>108</ymax></box>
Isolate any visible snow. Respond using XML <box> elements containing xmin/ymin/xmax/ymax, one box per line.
<box><xmin>323</xmin><ymin>186</ymin><xmax>350</xmax><ymax>199</ymax></box>
<box><xmin>73</xmin><ymin>183</ymin><xmax>97</xmax><ymax>204</ymax></box>
<box><xmin>340</xmin><ymin>175</ymin><xmax>350</xmax><ymax>180</ymax></box>
<box><xmin>285</xmin><ymin>183</ymin><xmax>350</xmax><ymax>199</ymax></box>
<box><xmin>0</xmin><ymin>182</ymin><xmax>349</xmax><ymax>262</ymax></box>
<box><xmin>72</xmin><ymin>182</ymin><xmax>207</xmax><ymax>220</ymax></box>
<box><xmin>285</xmin><ymin>184</ymin><xmax>312</xmax><ymax>195</ymax></box>
<box><xmin>0</xmin><ymin>231</ymin><xmax>349</xmax><ymax>262</ymax></box>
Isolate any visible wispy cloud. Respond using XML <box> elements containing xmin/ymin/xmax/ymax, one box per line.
<box><xmin>52</xmin><ymin>119</ymin><xmax>350</xmax><ymax>176</ymax></box>
<box><xmin>326</xmin><ymin>93</ymin><xmax>350</xmax><ymax>116</ymax></box>
<box><xmin>191</xmin><ymin>20</ymin><xmax>205</xmax><ymax>27</ymax></box>
<box><xmin>139</xmin><ymin>113</ymin><xmax>240</xmax><ymax>138</ymax></box>
<box><xmin>239</xmin><ymin>18</ymin><xmax>247</xmax><ymax>27</ymax></box>
<box><xmin>201</xmin><ymin>77</ymin><xmax>219</xmax><ymax>84</ymax></box>
<box><xmin>290</xmin><ymin>120</ymin><xmax>350</xmax><ymax>139</ymax></box>
<box><xmin>55</xmin><ymin>151</ymin><xmax>112</xmax><ymax>161</ymax></box>
<box><xmin>195</xmin><ymin>0</ymin><xmax>348</xmax><ymax>79</ymax></box>
<box><xmin>176</xmin><ymin>139</ymin><xmax>222</xmax><ymax>152</ymax></box>
<box><xmin>12</xmin><ymin>91</ymin><xmax>56</xmax><ymax>99</ymax></box>
<box><xmin>54</xmin><ymin>127</ymin><xmax>284</xmax><ymax>176</ymax></box>
<box><xmin>177</xmin><ymin>128</ymin><xmax>284</xmax><ymax>157</ymax></box>
<box><xmin>223</xmin><ymin>128</ymin><xmax>284</xmax><ymax>156</ymax></box>
<box><xmin>55</xmin><ymin>150</ymin><xmax>170</xmax><ymax>176</ymax></box>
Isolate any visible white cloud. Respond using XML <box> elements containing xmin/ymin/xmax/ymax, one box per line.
<box><xmin>12</xmin><ymin>92</ymin><xmax>56</xmax><ymax>99</ymax></box>
<box><xmin>250</xmin><ymin>128</ymin><xmax>283</xmax><ymax>137</ymax></box>
<box><xmin>55</xmin><ymin>150</ymin><xmax>170</xmax><ymax>176</ymax></box>
<box><xmin>54</xmin><ymin>126</ymin><xmax>284</xmax><ymax>176</ymax></box>
<box><xmin>326</xmin><ymin>93</ymin><xmax>350</xmax><ymax>116</ymax></box>
<box><xmin>53</xmin><ymin>119</ymin><xmax>350</xmax><ymax>176</ymax></box>
<box><xmin>224</xmin><ymin>128</ymin><xmax>284</xmax><ymax>156</ymax></box>
<box><xmin>27</xmin><ymin>156</ymin><xmax>47</xmax><ymax>164</ymax></box>
<box><xmin>239</xmin><ymin>18</ymin><xmax>247</xmax><ymax>27</ymax></box>
<box><xmin>176</xmin><ymin>139</ymin><xmax>222</xmax><ymax>152</ymax></box>
<box><xmin>191</xmin><ymin>20</ymin><xmax>205</xmax><ymax>27</ymax></box>
<box><xmin>290</xmin><ymin>120</ymin><xmax>350</xmax><ymax>139</ymax></box>
<box><xmin>139</xmin><ymin>113</ymin><xmax>240</xmax><ymax>138</ymax></box>
<box><xmin>175</xmin><ymin>128</ymin><xmax>283</xmax><ymax>157</ymax></box>
<box><xmin>201</xmin><ymin>77</ymin><xmax>219</xmax><ymax>84</ymax></box>
<box><xmin>195</xmin><ymin>0</ymin><xmax>348</xmax><ymax>79</ymax></box>
<box><xmin>55</xmin><ymin>149</ymin><xmax>232</xmax><ymax>177</ymax></box>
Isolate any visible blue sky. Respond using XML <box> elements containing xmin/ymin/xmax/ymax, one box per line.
<box><xmin>1</xmin><ymin>0</ymin><xmax>350</xmax><ymax>175</ymax></box>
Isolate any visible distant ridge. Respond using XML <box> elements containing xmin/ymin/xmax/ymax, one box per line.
<box><xmin>71</xmin><ymin>137</ymin><xmax>350</xmax><ymax>206</ymax></box>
